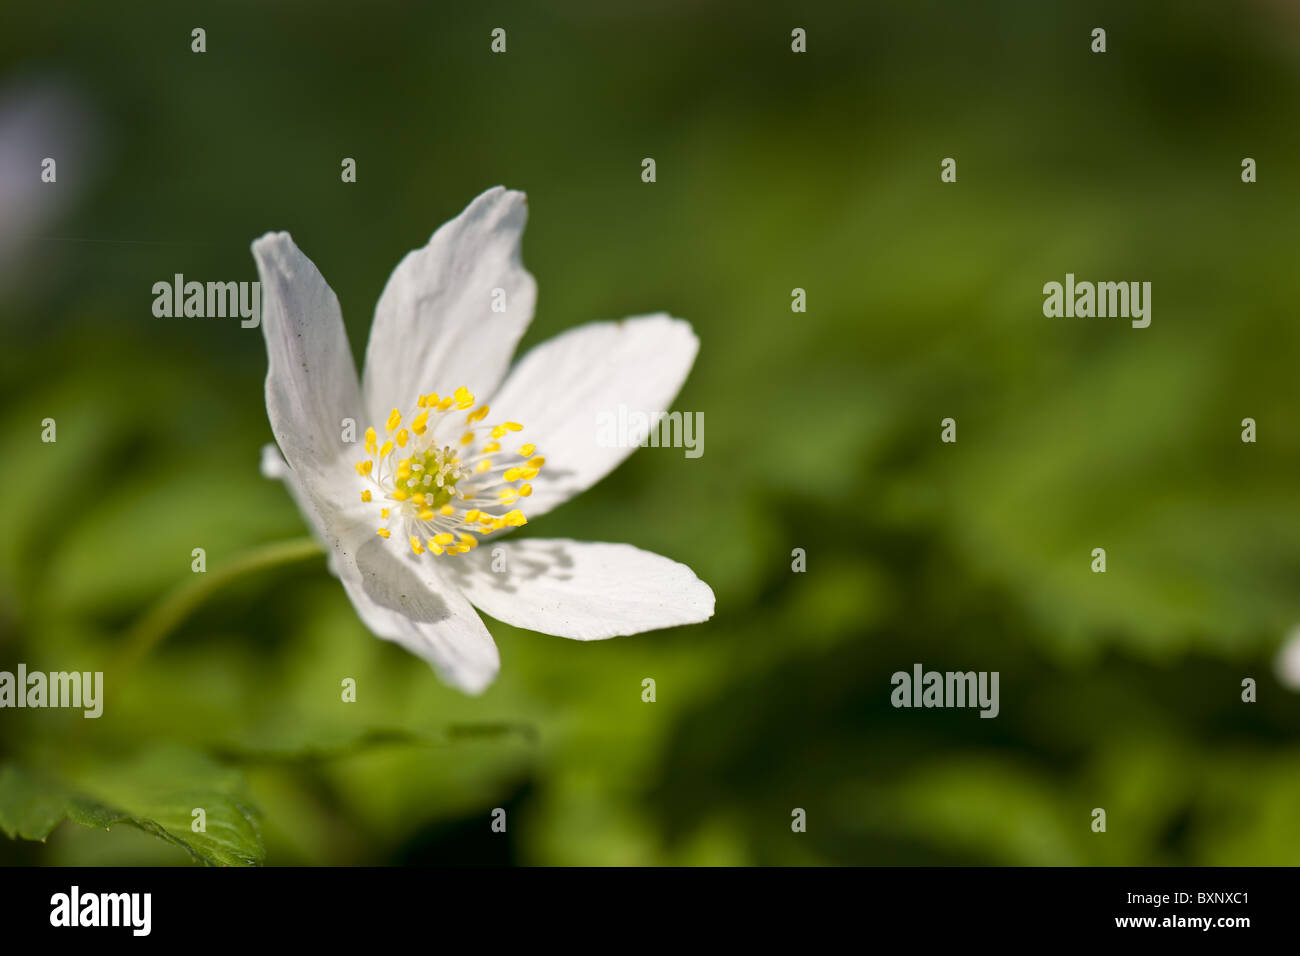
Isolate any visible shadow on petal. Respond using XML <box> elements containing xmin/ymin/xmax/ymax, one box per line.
<box><xmin>442</xmin><ymin>538</ymin><xmax>575</xmax><ymax>597</ymax></box>
<box><xmin>355</xmin><ymin>536</ymin><xmax>457</xmax><ymax>623</ymax></box>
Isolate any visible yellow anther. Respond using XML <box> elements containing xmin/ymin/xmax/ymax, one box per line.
<box><xmin>362</xmin><ymin>391</ymin><xmax>537</xmax><ymax>558</ymax></box>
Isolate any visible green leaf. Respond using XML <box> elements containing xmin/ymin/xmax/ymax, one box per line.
<box><xmin>0</xmin><ymin>746</ymin><xmax>264</xmax><ymax>866</ymax></box>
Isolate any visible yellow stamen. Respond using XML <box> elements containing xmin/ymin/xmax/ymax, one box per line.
<box><xmin>359</xmin><ymin>387</ymin><xmax>540</xmax><ymax>560</ymax></box>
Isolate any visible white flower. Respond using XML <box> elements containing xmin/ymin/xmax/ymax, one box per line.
<box><xmin>251</xmin><ymin>186</ymin><xmax>714</xmax><ymax>693</ymax></box>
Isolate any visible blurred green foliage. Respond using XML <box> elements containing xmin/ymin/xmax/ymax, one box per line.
<box><xmin>1</xmin><ymin>0</ymin><xmax>1299</xmax><ymax>865</ymax></box>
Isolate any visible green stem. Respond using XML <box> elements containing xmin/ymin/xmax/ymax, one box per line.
<box><xmin>116</xmin><ymin>536</ymin><xmax>325</xmax><ymax>673</ymax></box>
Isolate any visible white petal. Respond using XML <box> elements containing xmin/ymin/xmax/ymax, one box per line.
<box><xmin>259</xmin><ymin>443</ymin><xmax>341</xmax><ymax>577</ymax></box>
<box><xmin>252</xmin><ymin>231</ymin><xmax>362</xmax><ymax>501</ymax></box>
<box><xmin>445</xmin><ymin>538</ymin><xmax>714</xmax><ymax>641</ymax></box>
<box><xmin>1276</xmin><ymin>624</ymin><xmax>1300</xmax><ymax>692</ymax></box>
<box><xmin>361</xmin><ymin>186</ymin><xmax>536</xmax><ymax>422</ymax></box>
<box><xmin>486</xmin><ymin>314</ymin><xmax>699</xmax><ymax>519</ymax></box>
<box><xmin>338</xmin><ymin>533</ymin><xmax>500</xmax><ymax>694</ymax></box>
<box><xmin>259</xmin><ymin>442</ymin><xmax>288</xmax><ymax>480</ymax></box>
<box><xmin>259</xmin><ymin>452</ymin><xmax>500</xmax><ymax>694</ymax></box>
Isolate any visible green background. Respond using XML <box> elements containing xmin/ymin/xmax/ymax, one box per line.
<box><xmin>2</xmin><ymin>0</ymin><xmax>1299</xmax><ymax>865</ymax></box>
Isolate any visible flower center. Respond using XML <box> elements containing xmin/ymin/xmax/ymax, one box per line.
<box><xmin>354</xmin><ymin>386</ymin><xmax>544</xmax><ymax>556</ymax></box>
